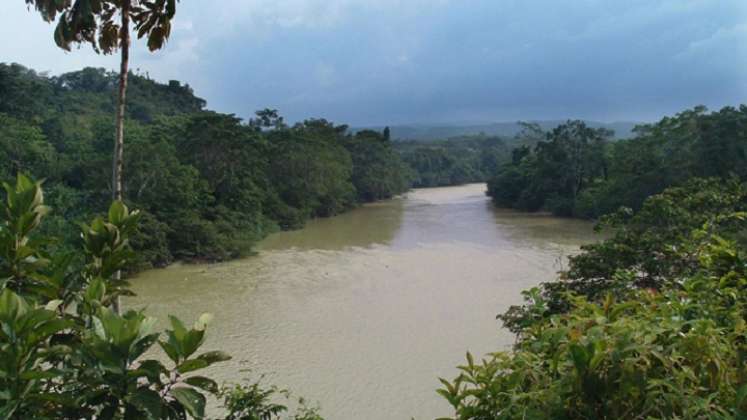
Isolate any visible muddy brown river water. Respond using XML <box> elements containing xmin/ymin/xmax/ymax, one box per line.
<box><xmin>128</xmin><ymin>183</ymin><xmax>597</xmax><ymax>419</ymax></box>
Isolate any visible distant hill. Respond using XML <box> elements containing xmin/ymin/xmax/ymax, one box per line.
<box><xmin>356</xmin><ymin>120</ymin><xmax>643</xmax><ymax>141</ymax></box>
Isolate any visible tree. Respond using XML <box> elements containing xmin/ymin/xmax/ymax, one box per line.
<box><xmin>25</xmin><ymin>0</ymin><xmax>178</xmax><ymax>200</ymax></box>
<box><xmin>396</xmin><ymin>136</ymin><xmax>509</xmax><ymax>188</ymax></box>
<box><xmin>487</xmin><ymin>120</ymin><xmax>611</xmax><ymax>216</ymax></box>
<box><xmin>267</xmin><ymin>119</ymin><xmax>356</xmax><ymax>225</ymax></box>
<box><xmin>344</xmin><ymin>129</ymin><xmax>410</xmax><ymax>202</ymax></box>
<box><xmin>25</xmin><ymin>0</ymin><xmax>180</xmax><ymax>313</ymax></box>
<box><xmin>250</xmin><ymin>108</ymin><xmax>286</xmax><ymax>131</ymax></box>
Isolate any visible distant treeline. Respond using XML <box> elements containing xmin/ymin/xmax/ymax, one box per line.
<box><xmin>394</xmin><ymin>136</ymin><xmax>511</xmax><ymax>187</ymax></box>
<box><xmin>357</xmin><ymin>119</ymin><xmax>639</xmax><ymax>141</ymax></box>
<box><xmin>0</xmin><ymin>63</ymin><xmax>411</xmax><ymax>269</ymax></box>
<box><xmin>487</xmin><ymin>105</ymin><xmax>747</xmax><ymax>218</ymax></box>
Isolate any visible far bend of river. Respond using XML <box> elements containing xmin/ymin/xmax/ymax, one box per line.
<box><xmin>127</xmin><ymin>184</ymin><xmax>598</xmax><ymax>420</ymax></box>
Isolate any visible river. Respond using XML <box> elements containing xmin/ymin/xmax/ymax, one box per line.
<box><xmin>127</xmin><ymin>183</ymin><xmax>598</xmax><ymax>419</ymax></box>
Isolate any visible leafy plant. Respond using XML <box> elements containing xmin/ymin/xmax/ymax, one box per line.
<box><xmin>218</xmin><ymin>380</ymin><xmax>324</xmax><ymax>420</ymax></box>
<box><xmin>440</xmin><ymin>181</ymin><xmax>747</xmax><ymax>419</ymax></box>
<box><xmin>0</xmin><ymin>173</ymin><xmax>322</xmax><ymax>419</ymax></box>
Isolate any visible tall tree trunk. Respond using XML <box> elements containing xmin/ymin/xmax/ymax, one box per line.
<box><xmin>112</xmin><ymin>2</ymin><xmax>131</xmax><ymax>315</ymax></box>
<box><xmin>113</xmin><ymin>3</ymin><xmax>130</xmax><ymax>202</ymax></box>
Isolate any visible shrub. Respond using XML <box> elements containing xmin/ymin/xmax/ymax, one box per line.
<box><xmin>0</xmin><ymin>174</ymin><xmax>323</xmax><ymax>419</ymax></box>
<box><xmin>440</xmin><ymin>237</ymin><xmax>747</xmax><ymax>418</ymax></box>
<box><xmin>439</xmin><ymin>179</ymin><xmax>747</xmax><ymax>419</ymax></box>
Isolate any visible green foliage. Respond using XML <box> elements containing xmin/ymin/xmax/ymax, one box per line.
<box><xmin>487</xmin><ymin>120</ymin><xmax>611</xmax><ymax>215</ymax></box>
<box><xmin>266</xmin><ymin>119</ymin><xmax>356</xmax><ymax>222</ymax></box>
<box><xmin>441</xmin><ymin>287</ymin><xmax>747</xmax><ymax>419</ymax></box>
<box><xmin>474</xmin><ymin>109</ymin><xmax>747</xmax><ymax>418</ymax></box>
<box><xmin>448</xmin><ymin>107</ymin><xmax>747</xmax><ymax>417</ymax></box>
<box><xmin>0</xmin><ymin>114</ymin><xmax>55</xmax><ymax>180</ymax></box>
<box><xmin>0</xmin><ymin>173</ymin><xmax>323</xmax><ymax>419</ymax></box>
<box><xmin>25</xmin><ymin>0</ymin><xmax>178</xmax><ymax>54</ymax></box>
<box><xmin>344</xmin><ymin>130</ymin><xmax>410</xmax><ymax>202</ymax></box>
<box><xmin>0</xmin><ymin>63</ymin><xmax>410</xmax><ymax>269</ymax></box>
<box><xmin>440</xmin><ymin>195</ymin><xmax>747</xmax><ymax>418</ymax></box>
<box><xmin>0</xmin><ymin>174</ymin><xmax>51</xmax><ymax>293</ymax></box>
<box><xmin>487</xmin><ymin>106</ymin><xmax>747</xmax><ymax>218</ymax></box>
<box><xmin>0</xmin><ymin>173</ymin><xmax>220</xmax><ymax>418</ymax></box>
<box><xmin>219</xmin><ymin>380</ymin><xmax>324</xmax><ymax>420</ymax></box>
<box><xmin>73</xmin><ymin>306</ymin><xmax>226</xmax><ymax>419</ymax></box>
<box><xmin>396</xmin><ymin>135</ymin><xmax>509</xmax><ymax>188</ymax></box>
<box><xmin>500</xmin><ymin>178</ymin><xmax>747</xmax><ymax>334</ymax></box>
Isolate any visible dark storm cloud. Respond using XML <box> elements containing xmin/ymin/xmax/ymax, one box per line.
<box><xmin>3</xmin><ymin>0</ymin><xmax>745</xmax><ymax>125</ymax></box>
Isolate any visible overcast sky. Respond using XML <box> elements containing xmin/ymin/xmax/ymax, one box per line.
<box><xmin>2</xmin><ymin>0</ymin><xmax>746</xmax><ymax>125</ymax></box>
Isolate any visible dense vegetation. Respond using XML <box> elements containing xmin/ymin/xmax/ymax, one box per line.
<box><xmin>0</xmin><ymin>63</ymin><xmax>410</xmax><ymax>270</ymax></box>
<box><xmin>13</xmin><ymin>2</ymin><xmax>747</xmax><ymax>419</ymax></box>
<box><xmin>487</xmin><ymin>106</ymin><xmax>747</xmax><ymax>218</ymax></box>
<box><xmin>438</xmin><ymin>107</ymin><xmax>747</xmax><ymax>418</ymax></box>
<box><xmin>440</xmin><ymin>176</ymin><xmax>747</xmax><ymax>419</ymax></box>
<box><xmin>395</xmin><ymin>135</ymin><xmax>511</xmax><ymax>187</ymax></box>
<box><xmin>363</xmin><ymin>120</ymin><xmax>637</xmax><ymax>142</ymax></box>
<box><xmin>0</xmin><ymin>174</ymin><xmax>323</xmax><ymax>419</ymax></box>
<box><xmin>7</xmin><ymin>58</ymin><xmax>747</xmax><ymax>418</ymax></box>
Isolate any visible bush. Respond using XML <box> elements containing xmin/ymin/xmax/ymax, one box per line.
<box><xmin>130</xmin><ymin>209</ymin><xmax>173</xmax><ymax>269</ymax></box>
<box><xmin>440</xmin><ymin>237</ymin><xmax>747</xmax><ymax>419</ymax></box>
<box><xmin>439</xmin><ymin>179</ymin><xmax>747</xmax><ymax>419</ymax></box>
<box><xmin>487</xmin><ymin>166</ymin><xmax>527</xmax><ymax>208</ymax></box>
<box><xmin>0</xmin><ymin>174</ymin><xmax>323</xmax><ymax>419</ymax></box>
<box><xmin>544</xmin><ymin>194</ymin><xmax>575</xmax><ymax>217</ymax></box>
<box><xmin>499</xmin><ymin>177</ymin><xmax>747</xmax><ymax>332</ymax></box>
<box><xmin>219</xmin><ymin>380</ymin><xmax>324</xmax><ymax>420</ymax></box>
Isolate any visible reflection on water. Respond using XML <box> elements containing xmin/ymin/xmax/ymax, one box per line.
<box><xmin>127</xmin><ymin>184</ymin><xmax>598</xmax><ymax>420</ymax></box>
<box><xmin>491</xmin><ymin>207</ymin><xmax>602</xmax><ymax>248</ymax></box>
<box><xmin>260</xmin><ymin>198</ymin><xmax>405</xmax><ymax>251</ymax></box>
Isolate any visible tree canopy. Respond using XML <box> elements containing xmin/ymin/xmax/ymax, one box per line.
<box><xmin>438</xmin><ymin>103</ymin><xmax>747</xmax><ymax>419</ymax></box>
<box><xmin>0</xmin><ymin>63</ymin><xmax>412</xmax><ymax>269</ymax></box>
<box><xmin>487</xmin><ymin>106</ymin><xmax>747</xmax><ymax>218</ymax></box>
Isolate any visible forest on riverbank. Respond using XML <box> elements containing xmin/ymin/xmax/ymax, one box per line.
<box><xmin>443</xmin><ymin>175</ymin><xmax>747</xmax><ymax>417</ymax></box>
<box><xmin>487</xmin><ymin>105</ymin><xmax>747</xmax><ymax>218</ymax></box>
<box><xmin>5</xmin><ymin>0</ymin><xmax>745</xmax><ymax>418</ymax></box>
<box><xmin>0</xmin><ymin>63</ymin><xmax>415</xmax><ymax>270</ymax></box>
<box><xmin>0</xmin><ymin>63</ymin><xmax>521</xmax><ymax>270</ymax></box>
<box><xmin>394</xmin><ymin>136</ymin><xmax>510</xmax><ymax>188</ymax></box>
<box><xmin>436</xmin><ymin>105</ymin><xmax>747</xmax><ymax>418</ymax></box>
<box><xmin>5</xmin><ymin>61</ymin><xmax>747</xmax><ymax>418</ymax></box>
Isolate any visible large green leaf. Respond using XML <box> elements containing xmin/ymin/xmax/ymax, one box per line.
<box><xmin>171</xmin><ymin>387</ymin><xmax>205</xmax><ymax>419</ymax></box>
<box><xmin>176</xmin><ymin>359</ymin><xmax>208</xmax><ymax>375</ymax></box>
<box><xmin>133</xmin><ymin>359</ymin><xmax>167</xmax><ymax>384</ymax></box>
<box><xmin>108</xmin><ymin>200</ymin><xmax>127</xmax><ymax>225</ymax></box>
<box><xmin>130</xmin><ymin>333</ymin><xmax>160</xmax><ymax>361</ymax></box>
<box><xmin>127</xmin><ymin>387</ymin><xmax>163</xmax><ymax>419</ymax></box>
<box><xmin>158</xmin><ymin>340</ymin><xmax>180</xmax><ymax>364</ymax></box>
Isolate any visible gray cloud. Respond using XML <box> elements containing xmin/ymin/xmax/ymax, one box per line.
<box><xmin>2</xmin><ymin>0</ymin><xmax>745</xmax><ymax>125</ymax></box>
